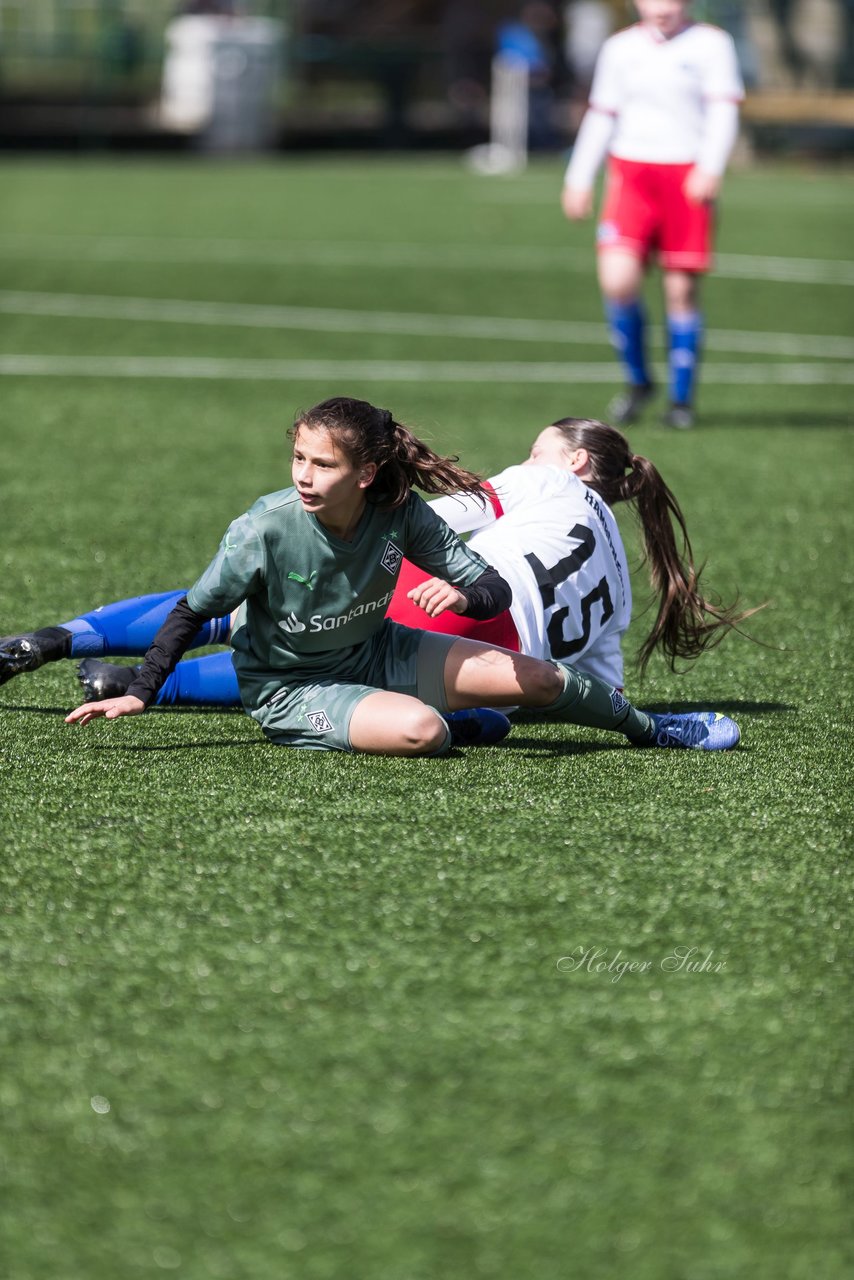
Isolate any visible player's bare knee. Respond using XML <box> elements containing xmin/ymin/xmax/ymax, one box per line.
<box><xmin>400</xmin><ymin>706</ymin><xmax>446</xmax><ymax>756</ymax></box>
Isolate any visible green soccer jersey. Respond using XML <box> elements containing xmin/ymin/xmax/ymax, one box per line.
<box><xmin>186</xmin><ymin>487</ymin><xmax>490</xmax><ymax>709</ymax></box>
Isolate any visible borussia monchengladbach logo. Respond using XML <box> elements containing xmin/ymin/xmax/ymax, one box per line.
<box><xmin>306</xmin><ymin>710</ymin><xmax>333</xmax><ymax>733</ymax></box>
<box><xmin>610</xmin><ymin>689</ymin><xmax>629</xmax><ymax>715</ymax></box>
<box><xmin>380</xmin><ymin>540</ymin><xmax>403</xmax><ymax>575</ymax></box>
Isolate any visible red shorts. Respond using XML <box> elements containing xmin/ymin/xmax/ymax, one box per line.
<box><xmin>597</xmin><ymin>156</ymin><xmax>714</xmax><ymax>272</ymax></box>
<box><xmin>388</xmin><ymin>560</ymin><xmax>521</xmax><ymax>652</ymax></box>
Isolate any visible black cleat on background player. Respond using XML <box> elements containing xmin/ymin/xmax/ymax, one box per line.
<box><xmin>77</xmin><ymin>658</ymin><xmax>140</xmax><ymax>702</ymax></box>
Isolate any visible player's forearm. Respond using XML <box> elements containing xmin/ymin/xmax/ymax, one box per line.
<box><xmin>455</xmin><ymin>567</ymin><xmax>512</xmax><ymax>620</ymax></box>
<box><xmin>696</xmin><ymin>99</ymin><xmax>740</xmax><ymax>177</ymax></box>
<box><xmin>126</xmin><ymin>596</ymin><xmax>214</xmax><ymax>707</ymax></box>
<box><xmin>564</xmin><ymin>107</ymin><xmax>616</xmax><ymax>193</ymax></box>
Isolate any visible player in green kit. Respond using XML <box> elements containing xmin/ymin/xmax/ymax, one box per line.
<box><xmin>65</xmin><ymin>397</ymin><xmax>739</xmax><ymax>755</ymax></box>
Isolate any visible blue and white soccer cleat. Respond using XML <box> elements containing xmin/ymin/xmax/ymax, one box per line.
<box><xmin>443</xmin><ymin>707</ymin><xmax>512</xmax><ymax>747</ymax></box>
<box><xmin>643</xmin><ymin>710</ymin><xmax>740</xmax><ymax>751</ymax></box>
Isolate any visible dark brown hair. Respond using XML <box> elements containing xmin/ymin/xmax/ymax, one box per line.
<box><xmin>293</xmin><ymin>397</ymin><xmax>488</xmax><ymax>510</ymax></box>
<box><xmin>551</xmin><ymin>416</ymin><xmax>760</xmax><ymax>672</ymax></box>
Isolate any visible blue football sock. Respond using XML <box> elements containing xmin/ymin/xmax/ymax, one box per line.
<box><xmin>604</xmin><ymin>299</ymin><xmax>651</xmax><ymax>387</ymax></box>
<box><xmin>667</xmin><ymin>310</ymin><xmax>703</xmax><ymax>405</ymax></box>
<box><xmin>61</xmin><ymin>591</ymin><xmax>232</xmax><ymax>657</ymax></box>
<box><xmin>154</xmin><ymin>651</ymin><xmax>240</xmax><ymax>708</ymax></box>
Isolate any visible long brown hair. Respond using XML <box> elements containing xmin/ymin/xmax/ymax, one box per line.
<box><xmin>293</xmin><ymin>397</ymin><xmax>488</xmax><ymax>510</ymax></box>
<box><xmin>551</xmin><ymin>416</ymin><xmax>759</xmax><ymax>672</ymax></box>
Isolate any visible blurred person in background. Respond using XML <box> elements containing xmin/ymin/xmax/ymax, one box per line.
<box><xmin>563</xmin><ymin>0</ymin><xmax>613</xmax><ymax>94</ymax></box>
<box><xmin>496</xmin><ymin>2</ymin><xmax>564</xmax><ymax>149</ymax></box>
<box><xmin>561</xmin><ymin>0</ymin><xmax>743</xmax><ymax>429</ymax></box>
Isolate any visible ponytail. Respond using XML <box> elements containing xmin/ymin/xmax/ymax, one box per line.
<box><xmin>294</xmin><ymin>397</ymin><xmax>488</xmax><ymax>510</ymax></box>
<box><xmin>380</xmin><ymin>419</ymin><xmax>487</xmax><ymax>509</ymax></box>
<box><xmin>619</xmin><ymin>451</ymin><xmax>759</xmax><ymax>672</ymax></box>
<box><xmin>550</xmin><ymin>417</ymin><xmax>761</xmax><ymax>673</ymax></box>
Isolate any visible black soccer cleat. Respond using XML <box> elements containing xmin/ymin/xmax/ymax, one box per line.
<box><xmin>0</xmin><ymin>627</ymin><xmax>70</xmax><ymax>686</ymax></box>
<box><xmin>77</xmin><ymin>658</ymin><xmax>141</xmax><ymax>702</ymax></box>
<box><xmin>606</xmin><ymin>382</ymin><xmax>656</xmax><ymax>427</ymax></box>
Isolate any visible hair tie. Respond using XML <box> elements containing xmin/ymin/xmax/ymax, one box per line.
<box><xmin>379</xmin><ymin>408</ymin><xmax>394</xmax><ymax>433</ymax></box>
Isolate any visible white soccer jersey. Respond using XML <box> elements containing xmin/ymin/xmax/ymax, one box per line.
<box><xmin>565</xmin><ymin>21</ymin><xmax>743</xmax><ymax>188</ymax></box>
<box><xmin>430</xmin><ymin>466</ymin><xmax>632</xmax><ymax>687</ymax></box>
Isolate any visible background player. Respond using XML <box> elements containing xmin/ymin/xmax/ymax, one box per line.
<box><xmin>2</xmin><ymin>416</ymin><xmax>749</xmax><ymax>746</ymax></box>
<box><xmin>561</xmin><ymin>0</ymin><xmax>744</xmax><ymax>428</ymax></box>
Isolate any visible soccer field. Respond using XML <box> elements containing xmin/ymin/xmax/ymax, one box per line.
<box><xmin>1</xmin><ymin>157</ymin><xmax>852</xmax><ymax>1280</ymax></box>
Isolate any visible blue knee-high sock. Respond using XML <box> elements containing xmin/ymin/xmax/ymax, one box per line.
<box><xmin>604</xmin><ymin>299</ymin><xmax>651</xmax><ymax>387</ymax></box>
<box><xmin>667</xmin><ymin>310</ymin><xmax>703</xmax><ymax>406</ymax></box>
<box><xmin>154</xmin><ymin>651</ymin><xmax>240</xmax><ymax>708</ymax></box>
<box><xmin>60</xmin><ymin>591</ymin><xmax>232</xmax><ymax>657</ymax></box>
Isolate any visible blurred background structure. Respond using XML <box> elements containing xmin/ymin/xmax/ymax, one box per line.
<box><xmin>0</xmin><ymin>1</ymin><xmax>852</xmax><ymax>153</ymax></box>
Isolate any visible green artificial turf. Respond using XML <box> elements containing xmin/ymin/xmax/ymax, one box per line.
<box><xmin>0</xmin><ymin>157</ymin><xmax>852</xmax><ymax>1280</ymax></box>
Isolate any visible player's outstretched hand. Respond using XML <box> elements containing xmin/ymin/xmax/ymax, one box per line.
<box><xmin>561</xmin><ymin>186</ymin><xmax>593</xmax><ymax>220</ymax></box>
<box><xmin>65</xmin><ymin>695</ymin><xmax>146</xmax><ymax>726</ymax></box>
<box><xmin>407</xmin><ymin>577</ymin><xmax>467</xmax><ymax>618</ymax></box>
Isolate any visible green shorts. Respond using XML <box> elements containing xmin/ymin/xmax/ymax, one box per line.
<box><xmin>249</xmin><ymin>622</ymin><xmax>457</xmax><ymax>752</ymax></box>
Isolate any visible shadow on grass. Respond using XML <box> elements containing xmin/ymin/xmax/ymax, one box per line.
<box><xmin>0</xmin><ymin>701</ymin><xmax>241</xmax><ymax>716</ymax></box>
<box><xmin>497</xmin><ymin>738</ymin><xmax>619</xmax><ymax>757</ymax></box>
<box><xmin>90</xmin><ymin>740</ymin><xmax>262</xmax><ymax>752</ymax></box>
<box><xmin>0</xmin><ymin>703</ymin><xmax>73</xmax><ymax>715</ymax></box>
<box><xmin>511</xmin><ymin>699</ymin><xmax>795</xmax><ymax>724</ymax></box>
<box><xmin>0</xmin><ymin>700</ymin><xmax>256</xmax><ymax>750</ymax></box>
<box><xmin>146</xmin><ymin>707</ymin><xmax>242</xmax><ymax>715</ymax></box>
<box><xmin>627</xmin><ymin>699</ymin><xmax>796</xmax><ymax>714</ymax></box>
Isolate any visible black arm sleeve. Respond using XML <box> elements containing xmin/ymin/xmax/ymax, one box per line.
<box><xmin>455</xmin><ymin>566</ymin><xmax>512</xmax><ymax>621</ymax></box>
<box><xmin>125</xmin><ymin>596</ymin><xmax>213</xmax><ymax>708</ymax></box>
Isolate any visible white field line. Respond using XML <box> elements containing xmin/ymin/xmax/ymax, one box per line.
<box><xmin>1</xmin><ymin>355</ymin><xmax>853</xmax><ymax>384</ymax></box>
<box><xmin>0</xmin><ymin>233</ymin><xmax>852</xmax><ymax>286</ymax></box>
<box><xmin>1</xmin><ymin>290</ymin><xmax>852</xmax><ymax>360</ymax></box>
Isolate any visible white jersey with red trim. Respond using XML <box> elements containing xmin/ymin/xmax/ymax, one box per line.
<box><xmin>571</xmin><ymin>21</ymin><xmax>742</xmax><ymax>186</ymax></box>
<box><xmin>430</xmin><ymin>465</ymin><xmax>632</xmax><ymax>687</ymax></box>
<box><xmin>583</xmin><ymin>22</ymin><xmax>742</xmax><ymax>167</ymax></box>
